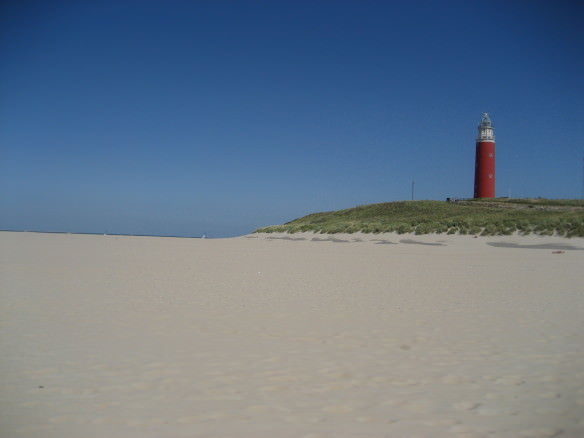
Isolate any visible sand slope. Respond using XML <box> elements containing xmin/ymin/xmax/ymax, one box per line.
<box><xmin>1</xmin><ymin>231</ymin><xmax>583</xmax><ymax>438</ymax></box>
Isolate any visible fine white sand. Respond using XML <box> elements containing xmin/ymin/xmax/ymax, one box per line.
<box><xmin>1</xmin><ymin>231</ymin><xmax>583</xmax><ymax>438</ymax></box>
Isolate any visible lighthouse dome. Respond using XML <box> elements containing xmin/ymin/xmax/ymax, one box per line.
<box><xmin>479</xmin><ymin>112</ymin><xmax>493</xmax><ymax>127</ymax></box>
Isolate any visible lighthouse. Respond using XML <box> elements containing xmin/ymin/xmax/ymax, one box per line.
<box><xmin>473</xmin><ymin>113</ymin><xmax>496</xmax><ymax>198</ymax></box>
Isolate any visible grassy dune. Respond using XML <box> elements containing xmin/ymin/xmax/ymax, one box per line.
<box><xmin>256</xmin><ymin>199</ymin><xmax>584</xmax><ymax>237</ymax></box>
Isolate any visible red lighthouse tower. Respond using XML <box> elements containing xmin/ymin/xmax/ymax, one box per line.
<box><xmin>474</xmin><ymin>113</ymin><xmax>496</xmax><ymax>198</ymax></box>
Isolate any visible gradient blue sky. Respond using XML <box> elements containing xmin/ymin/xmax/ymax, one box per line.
<box><xmin>1</xmin><ymin>0</ymin><xmax>583</xmax><ymax>237</ymax></box>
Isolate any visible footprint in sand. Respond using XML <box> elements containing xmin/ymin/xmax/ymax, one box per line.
<box><xmin>245</xmin><ymin>405</ymin><xmax>272</xmax><ymax>413</ymax></box>
<box><xmin>441</xmin><ymin>374</ymin><xmax>470</xmax><ymax>384</ymax></box>
<box><xmin>537</xmin><ymin>375</ymin><xmax>561</xmax><ymax>384</ymax></box>
<box><xmin>382</xmin><ymin>399</ymin><xmax>405</xmax><ymax>407</ymax></box>
<box><xmin>130</xmin><ymin>382</ymin><xmax>152</xmax><ymax>391</ymax></box>
<box><xmin>125</xmin><ymin>419</ymin><xmax>146</xmax><ymax>427</ymax></box>
<box><xmin>25</xmin><ymin>367</ymin><xmax>59</xmax><ymax>375</ymax></box>
<box><xmin>495</xmin><ymin>375</ymin><xmax>525</xmax><ymax>385</ymax></box>
<box><xmin>535</xmin><ymin>392</ymin><xmax>561</xmax><ymax>399</ymax></box>
<box><xmin>430</xmin><ymin>418</ymin><xmax>461</xmax><ymax>426</ymax></box>
<box><xmin>535</xmin><ymin>407</ymin><xmax>563</xmax><ymax>415</ymax></box>
<box><xmin>476</xmin><ymin>406</ymin><xmax>516</xmax><ymax>416</ymax></box>
<box><xmin>306</xmin><ymin>416</ymin><xmax>327</xmax><ymax>424</ymax></box>
<box><xmin>321</xmin><ymin>405</ymin><xmax>354</xmax><ymax>413</ymax></box>
<box><xmin>18</xmin><ymin>401</ymin><xmax>41</xmax><ymax>408</ymax></box>
<box><xmin>259</xmin><ymin>385</ymin><xmax>287</xmax><ymax>392</ymax></box>
<box><xmin>49</xmin><ymin>415</ymin><xmax>75</xmax><ymax>424</ymax></box>
<box><xmin>177</xmin><ymin>412</ymin><xmax>226</xmax><ymax>424</ymax></box>
<box><xmin>519</xmin><ymin>428</ymin><xmax>562</xmax><ymax>438</ymax></box>
<box><xmin>177</xmin><ymin>416</ymin><xmax>203</xmax><ymax>424</ymax></box>
<box><xmin>452</xmin><ymin>432</ymin><xmax>486</xmax><ymax>438</ymax></box>
<box><xmin>390</xmin><ymin>378</ymin><xmax>418</xmax><ymax>386</ymax></box>
<box><xmin>450</xmin><ymin>424</ymin><xmax>484</xmax><ymax>436</ymax></box>
<box><xmin>370</xmin><ymin>376</ymin><xmax>389</xmax><ymax>383</ymax></box>
<box><xmin>452</xmin><ymin>401</ymin><xmax>480</xmax><ymax>411</ymax></box>
<box><xmin>403</xmin><ymin>400</ymin><xmax>436</xmax><ymax>413</ymax></box>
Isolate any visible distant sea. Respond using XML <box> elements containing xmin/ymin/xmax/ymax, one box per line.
<box><xmin>0</xmin><ymin>230</ymin><xmax>206</xmax><ymax>239</ymax></box>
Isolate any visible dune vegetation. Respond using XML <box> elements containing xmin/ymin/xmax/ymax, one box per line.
<box><xmin>256</xmin><ymin>199</ymin><xmax>584</xmax><ymax>237</ymax></box>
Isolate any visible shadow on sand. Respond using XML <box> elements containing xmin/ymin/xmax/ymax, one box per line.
<box><xmin>311</xmin><ymin>237</ymin><xmax>350</xmax><ymax>243</ymax></box>
<box><xmin>399</xmin><ymin>239</ymin><xmax>446</xmax><ymax>246</ymax></box>
<box><xmin>486</xmin><ymin>242</ymin><xmax>583</xmax><ymax>251</ymax></box>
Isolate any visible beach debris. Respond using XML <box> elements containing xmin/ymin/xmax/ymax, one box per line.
<box><xmin>551</xmin><ymin>251</ymin><xmax>565</xmax><ymax>254</ymax></box>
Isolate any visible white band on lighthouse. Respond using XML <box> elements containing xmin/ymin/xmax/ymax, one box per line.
<box><xmin>477</xmin><ymin>112</ymin><xmax>496</xmax><ymax>142</ymax></box>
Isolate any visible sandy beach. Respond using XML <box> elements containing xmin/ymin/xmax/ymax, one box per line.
<box><xmin>1</xmin><ymin>230</ymin><xmax>583</xmax><ymax>438</ymax></box>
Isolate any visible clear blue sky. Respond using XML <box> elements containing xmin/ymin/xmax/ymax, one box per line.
<box><xmin>1</xmin><ymin>0</ymin><xmax>583</xmax><ymax>237</ymax></box>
